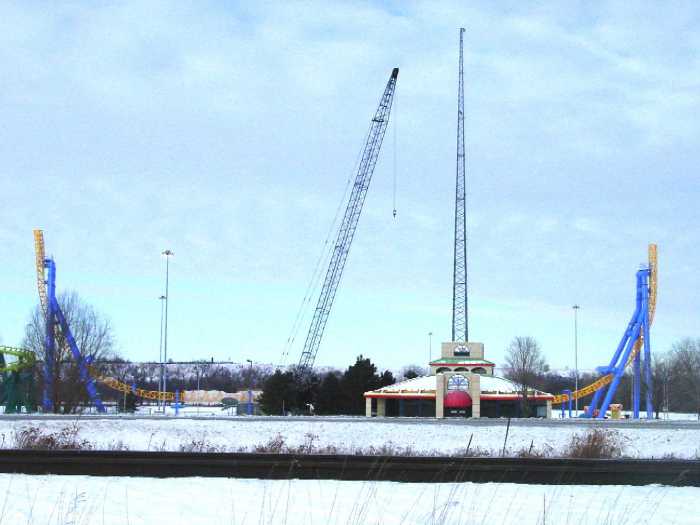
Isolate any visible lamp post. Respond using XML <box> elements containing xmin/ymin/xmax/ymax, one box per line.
<box><xmin>162</xmin><ymin>250</ymin><xmax>174</xmax><ymax>404</ymax></box>
<box><xmin>572</xmin><ymin>304</ymin><xmax>580</xmax><ymax>416</ymax></box>
<box><xmin>246</xmin><ymin>359</ymin><xmax>253</xmax><ymax>415</ymax></box>
<box><xmin>158</xmin><ymin>295</ymin><xmax>166</xmax><ymax>412</ymax></box>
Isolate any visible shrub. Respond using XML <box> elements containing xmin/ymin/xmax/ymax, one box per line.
<box><xmin>253</xmin><ymin>434</ymin><xmax>287</xmax><ymax>454</ymax></box>
<box><xmin>178</xmin><ymin>439</ymin><xmax>225</xmax><ymax>453</ymax></box>
<box><xmin>13</xmin><ymin>424</ymin><xmax>92</xmax><ymax>450</ymax></box>
<box><xmin>567</xmin><ymin>428</ymin><xmax>624</xmax><ymax>459</ymax></box>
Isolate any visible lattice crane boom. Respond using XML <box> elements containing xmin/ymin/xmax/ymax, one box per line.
<box><xmin>298</xmin><ymin>68</ymin><xmax>399</xmax><ymax>369</ymax></box>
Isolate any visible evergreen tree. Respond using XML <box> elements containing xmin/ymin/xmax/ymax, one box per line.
<box><xmin>314</xmin><ymin>372</ymin><xmax>342</xmax><ymax>414</ymax></box>
<box><xmin>379</xmin><ymin>370</ymin><xmax>395</xmax><ymax>387</ymax></box>
<box><xmin>259</xmin><ymin>370</ymin><xmax>299</xmax><ymax>415</ymax></box>
<box><xmin>340</xmin><ymin>355</ymin><xmax>382</xmax><ymax>415</ymax></box>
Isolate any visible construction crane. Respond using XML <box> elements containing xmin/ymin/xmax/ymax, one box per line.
<box><xmin>452</xmin><ymin>27</ymin><xmax>468</xmax><ymax>343</ymax></box>
<box><xmin>297</xmin><ymin>67</ymin><xmax>399</xmax><ymax>370</ymax></box>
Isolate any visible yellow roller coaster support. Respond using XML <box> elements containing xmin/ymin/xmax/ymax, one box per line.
<box><xmin>33</xmin><ymin>229</ymin><xmax>48</xmax><ymax>317</ymax></box>
<box><xmin>552</xmin><ymin>244</ymin><xmax>657</xmax><ymax>405</ymax></box>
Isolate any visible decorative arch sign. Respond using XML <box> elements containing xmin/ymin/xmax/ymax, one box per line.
<box><xmin>447</xmin><ymin>374</ymin><xmax>470</xmax><ymax>392</ymax></box>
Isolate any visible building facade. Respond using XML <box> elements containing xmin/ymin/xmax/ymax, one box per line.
<box><xmin>364</xmin><ymin>341</ymin><xmax>553</xmax><ymax>418</ymax></box>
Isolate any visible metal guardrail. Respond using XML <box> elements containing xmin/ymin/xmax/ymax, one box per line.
<box><xmin>0</xmin><ymin>450</ymin><xmax>698</xmax><ymax>486</ymax></box>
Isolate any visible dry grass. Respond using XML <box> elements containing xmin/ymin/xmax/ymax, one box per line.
<box><xmin>179</xmin><ymin>439</ymin><xmax>226</xmax><ymax>453</ymax></box>
<box><xmin>13</xmin><ymin>424</ymin><xmax>92</xmax><ymax>450</ymax></box>
<box><xmin>6</xmin><ymin>425</ymin><xmax>636</xmax><ymax>460</ymax></box>
<box><xmin>566</xmin><ymin>428</ymin><xmax>624</xmax><ymax>459</ymax></box>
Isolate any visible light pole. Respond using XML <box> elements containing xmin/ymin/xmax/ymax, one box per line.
<box><xmin>246</xmin><ymin>359</ymin><xmax>253</xmax><ymax>416</ymax></box>
<box><xmin>158</xmin><ymin>295</ymin><xmax>166</xmax><ymax>412</ymax></box>
<box><xmin>162</xmin><ymin>250</ymin><xmax>174</xmax><ymax>405</ymax></box>
<box><xmin>572</xmin><ymin>304</ymin><xmax>580</xmax><ymax>416</ymax></box>
<box><xmin>428</xmin><ymin>332</ymin><xmax>433</xmax><ymax>363</ymax></box>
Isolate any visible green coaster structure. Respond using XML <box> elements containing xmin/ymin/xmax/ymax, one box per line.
<box><xmin>0</xmin><ymin>346</ymin><xmax>37</xmax><ymax>414</ymax></box>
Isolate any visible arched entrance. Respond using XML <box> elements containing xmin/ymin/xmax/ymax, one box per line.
<box><xmin>444</xmin><ymin>390</ymin><xmax>472</xmax><ymax>417</ymax></box>
<box><xmin>444</xmin><ymin>374</ymin><xmax>472</xmax><ymax>417</ymax></box>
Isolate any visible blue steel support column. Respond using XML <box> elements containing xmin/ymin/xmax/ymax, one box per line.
<box><xmin>52</xmin><ymin>296</ymin><xmax>105</xmax><ymax>413</ymax></box>
<box><xmin>586</xmin><ymin>388</ymin><xmax>604</xmax><ymax>418</ymax></box>
<box><xmin>42</xmin><ymin>259</ymin><xmax>56</xmax><ymax>412</ymax></box>
<box><xmin>596</xmin><ymin>270</ymin><xmax>645</xmax><ymax>419</ymax></box>
<box><xmin>633</xmin><ymin>350</ymin><xmax>641</xmax><ymax>418</ymax></box>
<box><xmin>642</xmin><ymin>271</ymin><xmax>653</xmax><ymax>419</ymax></box>
<box><xmin>585</xmin><ymin>287</ymin><xmax>643</xmax><ymax>418</ymax></box>
<box><xmin>562</xmin><ymin>390</ymin><xmax>572</xmax><ymax>418</ymax></box>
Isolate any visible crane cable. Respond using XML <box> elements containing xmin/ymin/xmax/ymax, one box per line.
<box><xmin>278</xmin><ymin>120</ymin><xmax>374</xmax><ymax>367</ymax></box>
<box><xmin>392</xmin><ymin>91</ymin><xmax>398</xmax><ymax>219</ymax></box>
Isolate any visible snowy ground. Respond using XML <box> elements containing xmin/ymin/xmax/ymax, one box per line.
<box><xmin>0</xmin><ymin>474</ymin><xmax>697</xmax><ymax>524</ymax></box>
<box><xmin>1</xmin><ymin>416</ymin><xmax>699</xmax><ymax>458</ymax></box>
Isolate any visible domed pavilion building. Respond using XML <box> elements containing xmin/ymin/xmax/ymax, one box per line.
<box><xmin>364</xmin><ymin>341</ymin><xmax>553</xmax><ymax>418</ymax></box>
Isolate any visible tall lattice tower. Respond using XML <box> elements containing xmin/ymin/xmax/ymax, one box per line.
<box><xmin>452</xmin><ymin>27</ymin><xmax>468</xmax><ymax>343</ymax></box>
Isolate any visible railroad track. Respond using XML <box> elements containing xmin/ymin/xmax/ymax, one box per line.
<box><xmin>0</xmin><ymin>450</ymin><xmax>698</xmax><ymax>486</ymax></box>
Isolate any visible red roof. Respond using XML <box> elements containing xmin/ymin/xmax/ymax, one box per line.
<box><xmin>444</xmin><ymin>390</ymin><xmax>472</xmax><ymax>408</ymax></box>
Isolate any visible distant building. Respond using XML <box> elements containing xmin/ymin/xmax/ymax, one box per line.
<box><xmin>364</xmin><ymin>342</ymin><xmax>553</xmax><ymax>418</ymax></box>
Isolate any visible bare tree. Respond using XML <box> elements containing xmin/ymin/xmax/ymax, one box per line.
<box><xmin>504</xmin><ymin>336</ymin><xmax>548</xmax><ymax>417</ymax></box>
<box><xmin>191</xmin><ymin>360</ymin><xmax>211</xmax><ymax>391</ymax></box>
<box><xmin>652</xmin><ymin>355</ymin><xmax>673</xmax><ymax>418</ymax></box>
<box><xmin>23</xmin><ymin>291</ymin><xmax>116</xmax><ymax>413</ymax></box>
<box><xmin>669</xmin><ymin>338</ymin><xmax>700</xmax><ymax>417</ymax></box>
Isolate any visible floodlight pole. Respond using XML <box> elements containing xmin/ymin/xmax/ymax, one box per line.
<box><xmin>573</xmin><ymin>304</ymin><xmax>580</xmax><ymax>416</ymax></box>
<box><xmin>158</xmin><ymin>295</ymin><xmax>166</xmax><ymax>411</ymax></box>
<box><xmin>428</xmin><ymin>332</ymin><xmax>433</xmax><ymax>363</ymax></box>
<box><xmin>246</xmin><ymin>359</ymin><xmax>253</xmax><ymax>415</ymax></box>
<box><xmin>162</xmin><ymin>250</ymin><xmax>173</xmax><ymax>406</ymax></box>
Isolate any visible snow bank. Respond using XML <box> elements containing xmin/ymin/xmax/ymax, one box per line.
<box><xmin>0</xmin><ymin>474</ymin><xmax>697</xmax><ymax>524</ymax></box>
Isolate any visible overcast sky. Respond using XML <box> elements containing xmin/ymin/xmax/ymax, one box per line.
<box><xmin>1</xmin><ymin>1</ymin><xmax>698</xmax><ymax>373</ymax></box>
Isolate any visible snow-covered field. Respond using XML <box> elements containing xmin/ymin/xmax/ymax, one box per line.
<box><xmin>1</xmin><ymin>416</ymin><xmax>699</xmax><ymax>458</ymax></box>
<box><xmin>0</xmin><ymin>474</ymin><xmax>697</xmax><ymax>524</ymax></box>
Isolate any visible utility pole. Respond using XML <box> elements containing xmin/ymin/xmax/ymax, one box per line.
<box><xmin>162</xmin><ymin>250</ymin><xmax>174</xmax><ymax>405</ymax></box>
<box><xmin>572</xmin><ymin>304</ymin><xmax>580</xmax><ymax>416</ymax></box>
<box><xmin>452</xmin><ymin>27</ymin><xmax>468</xmax><ymax>343</ymax></box>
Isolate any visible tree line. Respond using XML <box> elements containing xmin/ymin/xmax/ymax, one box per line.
<box><xmin>258</xmin><ymin>356</ymin><xmax>401</xmax><ymax>415</ymax></box>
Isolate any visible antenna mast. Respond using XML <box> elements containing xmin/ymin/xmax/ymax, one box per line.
<box><xmin>452</xmin><ymin>28</ymin><xmax>468</xmax><ymax>343</ymax></box>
